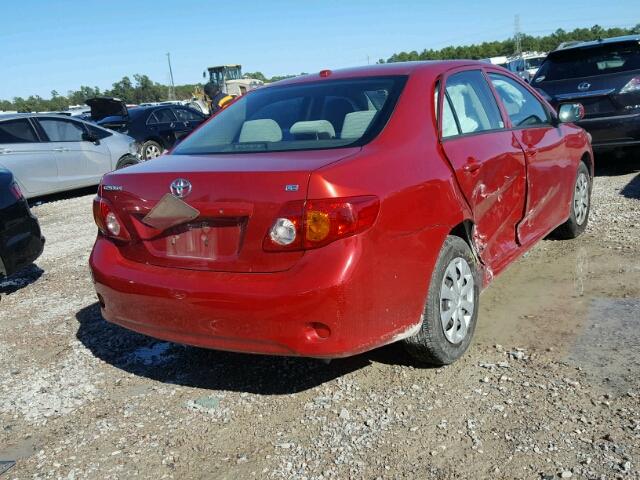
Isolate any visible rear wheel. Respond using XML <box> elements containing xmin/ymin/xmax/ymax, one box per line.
<box><xmin>403</xmin><ymin>236</ymin><xmax>480</xmax><ymax>365</ymax></box>
<box><xmin>550</xmin><ymin>161</ymin><xmax>591</xmax><ymax>240</ymax></box>
<box><xmin>141</xmin><ymin>140</ymin><xmax>163</xmax><ymax>160</ymax></box>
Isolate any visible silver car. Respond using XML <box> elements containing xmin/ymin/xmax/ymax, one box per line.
<box><xmin>0</xmin><ymin>113</ymin><xmax>139</xmax><ymax>199</ymax></box>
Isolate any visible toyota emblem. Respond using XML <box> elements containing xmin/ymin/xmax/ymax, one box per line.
<box><xmin>577</xmin><ymin>82</ymin><xmax>591</xmax><ymax>91</ymax></box>
<box><xmin>170</xmin><ymin>178</ymin><xmax>192</xmax><ymax>198</ymax></box>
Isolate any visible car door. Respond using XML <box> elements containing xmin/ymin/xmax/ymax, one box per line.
<box><xmin>0</xmin><ymin>118</ymin><xmax>58</xmax><ymax>197</ymax></box>
<box><xmin>487</xmin><ymin>71</ymin><xmax>572</xmax><ymax>245</ymax></box>
<box><xmin>147</xmin><ymin>108</ymin><xmax>178</xmax><ymax>147</ymax></box>
<box><xmin>438</xmin><ymin>69</ymin><xmax>527</xmax><ymax>272</ymax></box>
<box><xmin>37</xmin><ymin>117</ymin><xmax>100</xmax><ymax>189</ymax></box>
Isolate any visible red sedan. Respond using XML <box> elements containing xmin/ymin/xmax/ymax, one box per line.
<box><xmin>89</xmin><ymin>61</ymin><xmax>593</xmax><ymax>364</ymax></box>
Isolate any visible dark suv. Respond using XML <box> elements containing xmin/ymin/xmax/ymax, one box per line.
<box><xmin>532</xmin><ymin>35</ymin><xmax>640</xmax><ymax>152</ymax></box>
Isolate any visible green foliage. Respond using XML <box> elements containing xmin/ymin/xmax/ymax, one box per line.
<box><xmin>381</xmin><ymin>24</ymin><xmax>640</xmax><ymax>63</ymax></box>
<box><xmin>0</xmin><ymin>75</ymin><xmax>201</xmax><ymax>113</ymax></box>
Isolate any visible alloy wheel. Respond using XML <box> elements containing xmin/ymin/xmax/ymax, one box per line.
<box><xmin>145</xmin><ymin>144</ymin><xmax>162</xmax><ymax>159</ymax></box>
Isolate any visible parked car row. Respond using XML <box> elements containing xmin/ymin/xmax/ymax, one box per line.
<box><xmin>0</xmin><ymin>114</ymin><xmax>138</xmax><ymax>199</ymax></box>
<box><xmin>85</xmin><ymin>98</ymin><xmax>206</xmax><ymax>159</ymax></box>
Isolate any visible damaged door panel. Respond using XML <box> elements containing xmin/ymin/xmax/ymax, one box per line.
<box><xmin>438</xmin><ymin>69</ymin><xmax>527</xmax><ymax>272</ymax></box>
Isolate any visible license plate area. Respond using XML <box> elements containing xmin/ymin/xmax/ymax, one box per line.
<box><xmin>163</xmin><ymin>218</ymin><xmax>245</xmax><ymax>260</ymax></box>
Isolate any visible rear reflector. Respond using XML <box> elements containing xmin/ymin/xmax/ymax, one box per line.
<box><xmin>264</xmin><ymin>196</ymin><xmax>379</xmax><ymax>251</ymax></box>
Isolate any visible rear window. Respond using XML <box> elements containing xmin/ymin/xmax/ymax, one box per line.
<box><xmin>0</xmin><ymin>119</ymin><xmax>38</xmax><ymax>144</ymax></box>
<box><xmin>173</xmin><ymin>76</ymin><xmax>407</xmax><ymax>155</ymax></box>
<box><xmin>535</xmin><ymin>42</ymin><xmax>640</xmax><ymax>81</ymax></box>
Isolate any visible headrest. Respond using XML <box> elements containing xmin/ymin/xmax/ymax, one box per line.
<box><xmin>290</xmin><ymin>120</ymin><xmax>335</xmax><ymax>139</ymax></box>
<box><xmin>341</xmin><ymin>110</ymin><xmax>377</xmax><ymax>138</ymax></box>
<box><xmin>239</xmin><ymin>119</ymin><xmax>282</xmax><ymax>143</ymax></box>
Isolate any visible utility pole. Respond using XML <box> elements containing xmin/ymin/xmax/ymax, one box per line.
<box><xmin>514</xmin><ymin>14</ymin><xmax>522</xmax><ymax>57</ymax></box>
<box><xmin>166</xmin><ymin>52</ymin><xmax>175</xmax><ymax>100</ymax></box>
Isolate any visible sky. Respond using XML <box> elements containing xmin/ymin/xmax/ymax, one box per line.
<box><xmin>0</xmin><ymin>0</ymin><xmax>637</xmax><ymax>100</ymax></box>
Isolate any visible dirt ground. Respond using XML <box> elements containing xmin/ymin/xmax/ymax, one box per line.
<box><xmin>0</xmin><ymin>156</ymin><xmax>639</xmax><ymax>480</ymax></box>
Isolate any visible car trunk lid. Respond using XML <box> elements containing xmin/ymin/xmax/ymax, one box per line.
<box><xmin>535</xmin><ymin>71</ymin><xmax>640</xmax><ymax>118</ymax></box>
<box><xmin>87</xmin><ymin>97</ymin><xmax>129</xmax><ymax>121</ymax></box>
<box><xmin>99</xmin><ymin>148</ymin><xmax>360</xmax><ymax>273</ymax></box>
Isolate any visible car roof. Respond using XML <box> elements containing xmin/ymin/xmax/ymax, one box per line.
<box><xmin>268</xmin><ymin>60</ymin><xmax>488</xmax><ymax>87</ymax></box>
<box><xmin>553</xmin><ymin>34</ymin><xmax>640</xmax><ymax>53</ymax></box>
<box><xmin>0</xmin><ymin>112</ymin><xmax>82</xmax><ymax>122</ymax></box>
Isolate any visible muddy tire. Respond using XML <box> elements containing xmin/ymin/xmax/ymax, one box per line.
<box><xmin>141</xmin><ymin>140</ymin><xmax>163</xmax><ymax>160</ymax></box>
<box><xmin>550</xmin><ymin>161</ymin><xmax>591</xmax><ymax>240</ymax></box>
<box><xmin>403</xmin><ymin>236</ymin><xmax>480</xmax><ymax>366</ymax></box>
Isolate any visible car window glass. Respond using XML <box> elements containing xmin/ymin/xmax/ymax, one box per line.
<box><xmin>0</xmin><ymin>119</ymin><xmax>38</xmax><ymax>144</ymax></box>
<box><xmin>154</xmin><ymin>109</ymin><xmax>177</xmax><ymax>123</ymax></box>
<box><xmin>535</xmin><ymin>42</ymin><xmax>640</xmax><ymax>81</ymax></box>
<box><xmin>174</xmin><ymin>108</ymin><xmax>202</xmax><ymax>122</ymax></box>
<box><xmin>489</xmin><ymin>73</ymin><xmax>549</xmax><ymax>127</ymax></box>
<box><xmin>445</xmin><ymin>70</ymin><xmax>504</xmax><ymax>135</ymax></box>
<box><xmin>434</xmin><ymin>82</ymin><xmax>461</xmax><ymax>138</ymax></box>
<box><xmin>39</xmin><ymin>118</ymin><xmax>85</xmax><ymax>142</ymax></box>
<box><xmin>86</xmin><ymin>124</ymin><xmax>112</xmax><ymax>140</ymax></box>
<box><xmin>172</xmin><ymin>76</ymin><xmax>406</xmax><ymax>155</ymax></box>
<box><xmin>146</xmin><ymin>112</ymin><xmax>159</xmax><ymax>125</ymax></box>
<box><xmin>442</xmin><ymin>96</ymin><xmax>461</xmax><ymax>138</ymax></box>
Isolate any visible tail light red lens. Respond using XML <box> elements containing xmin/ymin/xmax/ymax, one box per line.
<box><xmin>93</xmin><ymin>196</ymin><xmax>130</xmax><ymax>241</ymax></box>
<box><xmin>9</xmin><ymin>182</ymin><xmax>23</xmax><ymax>200</ymax></box>
<box><xmin>264</xmin><ymin>196</ymin><xmax>379</xmax><ymax>251</ymax></box>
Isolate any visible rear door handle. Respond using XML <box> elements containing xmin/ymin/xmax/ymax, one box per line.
<box><xmin>0</xmin><ymin>148</ymin><xmax>11</xmax><ymax>154</ymax></box>
<box><xmin>525</xmin><ymin>148</ymin><xmax>538</xmax><ymax>157</ymax></box>
<box><xmin>53</xmin><ymin>147</ymin><xmax>69</xmax><ymax>152</ymax></box>
<box><xmin>463</xmin><ymin>158</ymin><xmax>481</xmax><ymax>173</ymax></box>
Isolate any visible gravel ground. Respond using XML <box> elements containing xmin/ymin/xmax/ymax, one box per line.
<box><xmin>0</xmin><ymin>157</ymin><xmax>639</xmax><ymax>480</ymax></box>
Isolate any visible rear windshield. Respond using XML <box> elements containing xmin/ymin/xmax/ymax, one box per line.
<box><xmin>172</xmin><ymin>76</ymin><xmax>407</xmax><ymax>155</ymax></box>
<box><xmin>535</xmin><ymin>42</ymin><xmax>640</xmax><ymax>81</ymax></box>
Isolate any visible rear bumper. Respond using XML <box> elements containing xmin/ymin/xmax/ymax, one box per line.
<box><xmin>577</xmin><ymin>112</ymin><xmax>640</xmax><ymax>149</ymax></box>
<box><xmin>0</xmin><ymin>214</ymin><xmax>44</xmax><ymax>277</ymax></box>
<box><xmin>89</xmin><ymin>235</ymin><xmax>427</xmax><ymax>358</ymax></box>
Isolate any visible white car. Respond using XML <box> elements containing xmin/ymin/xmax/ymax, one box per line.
<box><xmin>0</xmin><ymin>114</ymin><xmax>139</xmax><ymax>199</ymax></box>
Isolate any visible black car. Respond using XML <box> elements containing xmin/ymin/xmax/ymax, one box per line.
<box><xmin>0</xmin><ymin>168</ymin><xmax>44</xmax><ymax>278</ymax></box>
<box><xmin>532</xmin><ymin>35</ymin><xmax>640</xmax><ymax>152</ymax></box>
<box><xmin>86</xmin><ymin>98</ymin><xmax>206</xmax><ymax>160</ymax></box>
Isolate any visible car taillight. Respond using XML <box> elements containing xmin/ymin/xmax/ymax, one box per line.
<box><xmin>93</xmin><ymin>196</ymin><xmax>130</xmax><ymax>241</ymax></box>
<box><xmin>620</xmin><ymin>77</ymin><xmax>640</xmax><ymax>94</ymax></box>
<box><xmin>9</xmin><ymin>182</ymin><xmax>23</xmax><ymax>200</ymax></box>
<box><xmin>264</xmin><ymin>196</ymin><xmax>379</xmax><ymax>251</ymax></box>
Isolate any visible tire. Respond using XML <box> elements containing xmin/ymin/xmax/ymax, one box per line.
<box><xmin>115</xmin><ymin>154</ymin><xmax>139</xmax><ymax>170</ymax></box>
<box><xmin>550</xmin><ymin>161</ymin><xmax>591</xmax><ymax>240</ymax></box>
<box><xmin>141</xmin><ymin>140</ymin><xmax>163</xmax><ymax>160</ymax></box>
<box><xmin>403</xmin><ymin>235</ymin><xmax>480</xmax><ymax>366</ymax></box>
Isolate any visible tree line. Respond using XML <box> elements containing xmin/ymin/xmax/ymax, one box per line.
<box><xmin>0</xmin><ymin>72</ymin><xmax>302</xmax><ymax>113</ymax></box>
<box><xmin>380</xmin><ymin>24</ymin><xmax>640</xmax><ymax>63</ymax></box>
<box><xmin>3</xmin><ymin>23</ymin><xmax>638</xmax><ymax>112</ymax></box>
<box><xmin>0</xmin><ymin>74</ymin><xmax>200</xmax><ymax>113</ymax></box>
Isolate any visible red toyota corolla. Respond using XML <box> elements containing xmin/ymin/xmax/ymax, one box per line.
<box><xmin>90</xmin><ymin>61</ymin><xmax>593</xmax><ymax>365</ymax></box>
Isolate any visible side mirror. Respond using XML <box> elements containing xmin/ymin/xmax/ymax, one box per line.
<box><xmin>558</xmin><ymin>103</ymin><xmax>585</xmax><ymax>123</ymax></box>
<box><xmin>82</xmin><ymin>132</ymin><xmax>100</xmax><ymax>144</ymax></box>
<box><xmin>516</xmin><ymin>65</ymin><xmax>525</xmax><ymax>72</ymax></box>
